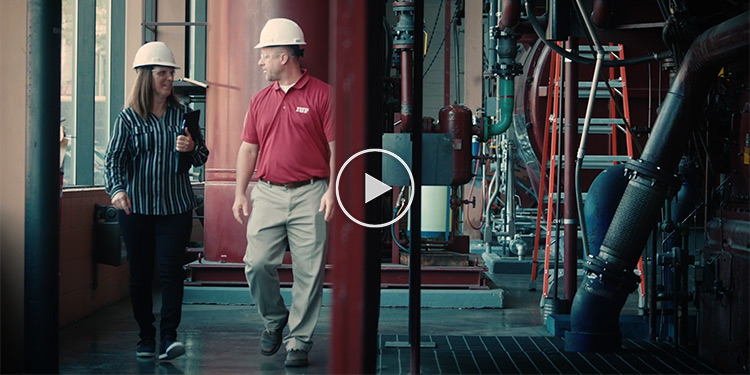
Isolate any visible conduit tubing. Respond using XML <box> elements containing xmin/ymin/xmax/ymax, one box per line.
<box><xmin>565</xmin><ymin>11</ymin><xmax>750</xmax><ymax>353</ymax></box>
<box><xmin>573</xmin><ymin>0</ymin><xmax>605</xmax><ymax>263</ymax></box>
<box><xmin>563</xmin><ymin>36</ymin><xmax>579</xmax><ymax>302</ymax></box>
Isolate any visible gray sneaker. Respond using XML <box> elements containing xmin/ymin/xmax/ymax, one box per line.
<box><xmin>259</xmin><ymin>328</ymin><xmax>283</xmax><ymax>356</ymax></box>
<box><xmin>284</xmin><ymin>349</ymin><xmax>308</xmax><ymax>367</ymax></box>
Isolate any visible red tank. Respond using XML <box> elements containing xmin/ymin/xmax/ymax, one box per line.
<box><xmin>437</xmin><ymin>105</ymin><xmax>473</xmax><ymax>186</ymax></box>
<box><xmin>203</xmin><ymin>0</ymin><xmax>330</xmax><ymax>263</ymax></box>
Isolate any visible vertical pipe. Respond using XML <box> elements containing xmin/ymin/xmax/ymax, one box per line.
<box><xmin>505</xmin><ymin>131</ymin><xmax>516</xmax><ymax>239</ymax></box>
<box><xmin>649</xmin><ymin>225</ymin><xmax>658</xmax><ymax>340</ymax></box>
<box><xmin>25</xmin><ymin>0</ymin><xmax>61</xmax><ymax>372</ymax></box>
<box><xmin>552</xmin><ymin>92</ymin><xmax>563</xmax><ymax>299</ymax></box>
<box><xmin>563</xmin><ymin>36</ymin><xmax>578</xmax><ymax>301</ymax></box>
<box><xmin>679</xmin><ymin>229</ymin><xmax>689</xmax><ymax>347</ymax></box>
<box><xmin>444</xmin><ymin>0</ymin><xmax>451</xmax><ymax>106</ymax></box>
<box><xmin>330</xmin><ymin>0</ymin><xmax>378</xmax><ymax>372</ymax></box>
<box><xmin>410</xmin><ymin>0</ymin><xmax>424</xmax><ymax>372</ymax></box>
<box><xmin>487</xmin><ymin>0</ymin><xmax>497</xmax><ymax>101</ymax></box>
<box><xmin>401</xmin><ymin>51</ymin><xmax>413</xmax><ymax>131</ymax></box>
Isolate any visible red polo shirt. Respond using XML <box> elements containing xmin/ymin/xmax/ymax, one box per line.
<box><xmin>242</xmin><ymin>70</ymin><xmax>334</xmax><ymax>183</ymax></box>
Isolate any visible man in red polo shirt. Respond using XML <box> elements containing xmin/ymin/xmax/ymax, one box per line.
<box><xmin>232</xmin><ymin>18</ymin><xmax>335</xmax><ymax>368</ymax></box>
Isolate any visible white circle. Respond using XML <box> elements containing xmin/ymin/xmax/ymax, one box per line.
<box><xmin>335</xmin><ymin>148</ymin><xmax>415</xmax><ymax>228</ymax></box>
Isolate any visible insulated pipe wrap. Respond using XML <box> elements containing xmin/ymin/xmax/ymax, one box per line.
<box><xmin>598</xmin><ymin>159</ymin><xmax>679</xmax><ymax>270</ymax></box>
<box><xmin>599</xmin><ymin>180</ymin><xmax>672</xmax><ymax>268</ymax></box>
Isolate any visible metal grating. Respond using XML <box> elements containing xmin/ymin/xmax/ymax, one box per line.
<box><xmin>378</xmin><ymin>335</ymin><xmax>721</xmax><ymax>374</ymax></box>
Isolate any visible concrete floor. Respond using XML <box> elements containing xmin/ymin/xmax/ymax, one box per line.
<box><xmin>59</xmin><ymin>273</ymin><xmax>550</xmax><ymax>374</ymax></box>
<box><xmin>60</xmin><ymin>272</ymin><xmax>699</xmax><ymax>374</ymax></box>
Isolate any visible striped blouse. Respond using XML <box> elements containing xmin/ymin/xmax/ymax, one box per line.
<box><xmin>105</xmin><ymin>104</ymin><xmax>209</xmax><ymax>215</ymax></box>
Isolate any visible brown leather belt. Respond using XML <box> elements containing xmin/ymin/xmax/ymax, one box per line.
<box><xmin>258</xmin><ymin>177</ymin><xmax>325</xmax><ymax>189</ymax></box>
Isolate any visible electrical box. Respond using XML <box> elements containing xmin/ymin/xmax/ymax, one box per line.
<box><xmin>382</xmin><ymin>133</ymin><xmax>454</xmax><ymax>186</ymax></box>
<box><xmin>93</xmin><ymin>204</ymin><xmax>127</xmax><ymax>266</ymax></box>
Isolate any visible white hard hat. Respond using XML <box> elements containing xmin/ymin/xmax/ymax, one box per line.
<box><xmin>132</xmin><ymin>41</ymin><xmax>180</xmax><ymax>69</ymax></box>
<box><xmin>254</xmin><ymin>18</ymin><xmax>307</xmax><ymax>49</ymax></box>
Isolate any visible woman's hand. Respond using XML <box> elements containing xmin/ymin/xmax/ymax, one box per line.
<box><xmin>176</xmin><ymin>127</ymin><xmax>195</xmax><ymax>152</ymax></box>
<box><xmin>112</xmin><ymin>191</ymin><xmax>132</xmax><ymax>215</ymax></box>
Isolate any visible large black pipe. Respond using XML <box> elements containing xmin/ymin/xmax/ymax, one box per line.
<box><xmin>565</xmin><ymin>12</ymin><xmax>749</xmax><ymax>352</ymax></box>
<box><xmin>25</xmin><ymin>0</ymin><xmax>61</xmax><ymax>372</ymax></box>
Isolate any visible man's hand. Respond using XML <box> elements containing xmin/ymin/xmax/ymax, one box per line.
<box><xmin>112</xmin><ymin>191</ymin><xmax>131</xmax><ymax>215</ymax></box>
<box><xmin>232</xmin><ymin>195</ymin><xmax>250</xmax><ymax>225</ymax></box>
<box><xmin>318</xmin><ymin>188</ymin><xmax>335</xmax><ymax>222</ymax></box>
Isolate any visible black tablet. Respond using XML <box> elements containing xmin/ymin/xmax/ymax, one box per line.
<box><xmin>176</xmin><ymin>109</ymin><xmax>202</xmax><ymax>174</ymax></box>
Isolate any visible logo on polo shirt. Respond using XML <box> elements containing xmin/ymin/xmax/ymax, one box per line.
<box><xmin>296</xmin><ymin>106</ymin><xmax>309</xmax><ymax>114</ymax></box>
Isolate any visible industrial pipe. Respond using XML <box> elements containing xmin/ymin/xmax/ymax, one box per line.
<box><xmin>400</xmin><ymin>51</ymin><xmax>414</xmax><ymax>131</ymax></box>
<box><xmin>563</xmin><ymin>36</ymin><xmax>579</xmax><ymax>302</ymax></box>
<box><xmin>498</xmin><ymin>0</ymin><xmax>521</xmax><ymax>31</ymax></box>
<box><xmin>590</xmin><ymin>0</ymin><xmax>613</xmax><ymax>30</ymax></box>
<box><xmin>487</xmin><ymin>0</ymin><xmax>497</xmax><ymax>72</ymax></box>
<box><xmin>565</xmin><ymin>11</ymin><xmax>750</xmax><ymax>353</ymax></box>
<box><xmin>485</xmin><ymin>78</ymin><xmax>515</xmax><ymax>138</ymax></box>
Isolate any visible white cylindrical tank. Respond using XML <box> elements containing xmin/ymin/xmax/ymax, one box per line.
<box><xmin>408</xmin><ymin>186</ymin><xmax>450</xmax><ymax>239</ymax></box>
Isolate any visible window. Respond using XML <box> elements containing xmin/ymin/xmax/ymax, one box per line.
<box><xmin>94</xmin><ymin>0</ymin><xmax>110</xmax><ymax>186</ymax></box>
<box><xmin>61</xmin><ymin>0</ymin><xmax>120</xmax><ymax>187</ymax></box>
<box><xmin>60</xmin><ymin>0</ymin><xmax>75</xmax><ymax>185</ymax></box>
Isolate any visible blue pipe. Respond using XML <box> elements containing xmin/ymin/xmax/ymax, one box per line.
<box><xmin>583</xmin><ymin>163</ymin><xmax>628</xmax><ymax>257</ymax></box>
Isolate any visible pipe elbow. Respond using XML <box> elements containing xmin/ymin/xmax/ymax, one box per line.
<box><xmin>590</xmin><ymin>0</ymin><xmax>613</xmax><ymax>30</ymax></box>
<box><xmin>498</xmin><ymin>0</ymin><xmax>521</xmax><ymax>31</ymax></box>
<box><xmin>488</xmin><ymin>109</ymin><xmax>513</xmax><ymax>136</ymax></box>
<box><xmin>487</xmin><ymin>78</ymin><xmax>515</xmax><ymax>137</ymax></box>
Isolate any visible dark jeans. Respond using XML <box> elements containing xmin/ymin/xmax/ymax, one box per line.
<box><xmin>118</xmin><ymin>210</ymin><xmax>192</xmax><ymax>341</ymax></box>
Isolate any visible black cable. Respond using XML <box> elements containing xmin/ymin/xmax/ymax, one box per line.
<box><xmin>524</xmin><ymin>0</ymin><xmax>672</xmax><ymax>67</ymax></box>
<box><xmin>423</xmin><ymin>10</ymin><xmax>458</xmax><ymax>77</ymax></box>
<box><xmin>424</xmin><ymin>0</ymin><xmax>443</xmax><ymax>55</ymax></box>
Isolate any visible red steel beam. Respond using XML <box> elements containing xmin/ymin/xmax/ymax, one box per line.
<box><xmin>186</xmin><ymin>263</ymin><xmax>486</xmax><ymax>289</ymax></box>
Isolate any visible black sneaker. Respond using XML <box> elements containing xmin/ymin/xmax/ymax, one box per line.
<box><xmin>136</xmin><ymin>338</ymin><xmax>156</xmax><ymax>358</ymax></box>
<box><xmin>158</xmin><ymin>337</ymin><xmax>185</xmax><ymax>360</ymax></box>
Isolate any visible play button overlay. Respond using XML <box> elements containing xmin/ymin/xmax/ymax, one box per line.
<box><xmin>336</xmin><ymin>148</ymin><xmax>414</xmax><ymax>228</ymax></box>
<box><xmin>365</xmin><ymin>173</ymin><xmax>390</xmax><ymax>204</ymax></box>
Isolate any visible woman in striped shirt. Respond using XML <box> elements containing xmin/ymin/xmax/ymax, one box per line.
<box><xmin>104</xmin><ymin>41</ymin><xmax>209</xmax><ymax>361</ymax></box>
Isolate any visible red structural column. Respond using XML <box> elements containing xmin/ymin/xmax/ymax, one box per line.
<box><xmin>329</xmin><ymin>1</ymin><xmax>382</xmax><ymax>373</ymax></box>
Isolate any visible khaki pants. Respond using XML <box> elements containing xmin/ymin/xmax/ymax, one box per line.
<box><xmin>243</xmin><ymin>179</ymin><xmax>328</xmax><ymax>352</ymax></box>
